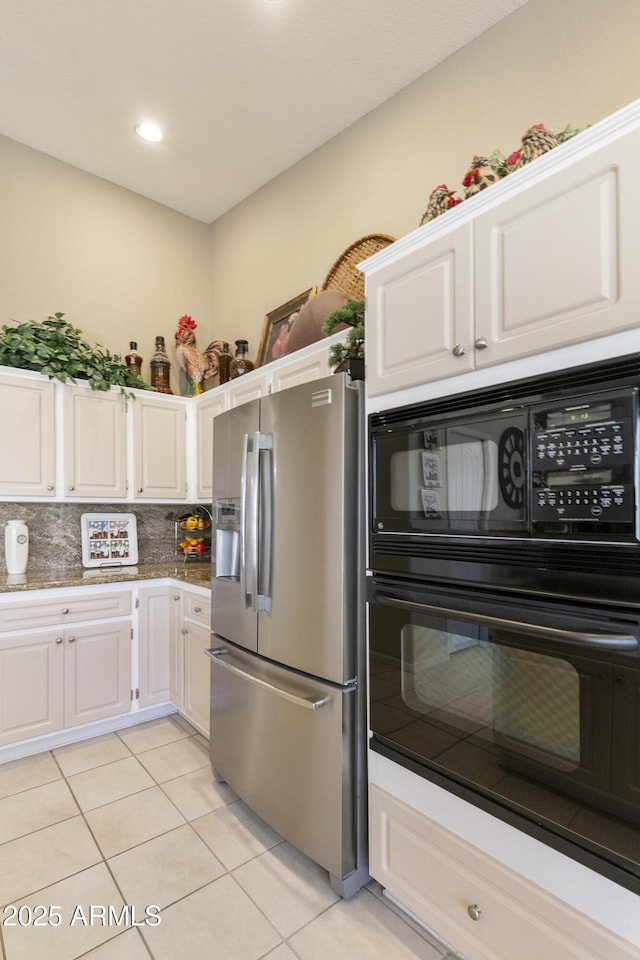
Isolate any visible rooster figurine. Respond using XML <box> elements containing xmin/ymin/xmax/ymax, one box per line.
<box><xmin>174</xmin><ymin>315</ymin><xmax>225</xmax><ymax>395</ymax></box>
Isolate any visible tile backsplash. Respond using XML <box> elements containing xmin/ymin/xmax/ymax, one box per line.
<box><xmin>0</xmin><ymin>503</ymin><xmax>192</xmax><ymax>573</ymax></box>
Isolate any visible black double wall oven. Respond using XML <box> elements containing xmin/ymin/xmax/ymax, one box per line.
<box><xmin>368</xmin><ymin>353</ymin><xmax>640</xmax><ymax>893</ymax></box>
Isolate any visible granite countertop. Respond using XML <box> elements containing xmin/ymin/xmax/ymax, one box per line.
<box><xmin>0</xmin><ymin>562</ymin><xmax>212</xmax><ymax>594</ymax></box>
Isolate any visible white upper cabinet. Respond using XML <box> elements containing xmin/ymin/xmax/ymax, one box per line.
<box><xmin>196</xmin><ymin>390</ymin><xmax>227</xmax><ymax>500</ymax></box>
<box><xmin>0</xmin><ymin>373</ymin><xmax>55</xmax><ymax>497</ymax></box>
<box><xmin>366</xmin><ymin>223</ymin><xmax>474</xmax><ymax>396</ymax></box>
<box><xmin>225</xmin><ymin>369</ymin><xmax>270</xmax><ymax>409</ymax></box>
<box><xmin>361</xmin><ymin>101</ymin><xmax>640</xmax><ymax>398</ymax></box>
<box><xmin>62</xmin><ymin>384</ymin><xmax>127</xmax><ymax>498</ymax></box>
<box><xmin>474</xmin><ymin>125</ymin><xmax>640</xmax><ymax>367</ymax></box>
<box><xmin>131</xmin><ymin>393</ymin><xmax>187</xmax><ymax>499</ymax></box>
<box><xmin>269</xmin><ymin>340</ymin><xmax>333</xmax><ymax>393</ymax></box>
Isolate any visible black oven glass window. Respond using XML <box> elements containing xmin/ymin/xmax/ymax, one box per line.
<box><xmin>396</xmin><ymin>623</ymin><xmax>581</xmax><ymax>780</ymax></box>
<box><xmin>369</xmin><ymin>584</ymin><xmax>640</xmax><ymax>888</ymax></box>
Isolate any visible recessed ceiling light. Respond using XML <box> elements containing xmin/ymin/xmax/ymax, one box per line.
<box><xmin>135</xmin><ymin>122</ymin><xmax>163</xmax><ymax>142</ymax></box>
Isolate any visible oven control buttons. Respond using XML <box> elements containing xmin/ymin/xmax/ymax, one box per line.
<box><xmin>534</xmin><ymin>422</ymin><xmax>627</xmax><ymax>469</ymax></box>
<box><xmin>534</xmin><ymin>484</ymin><xmax>628</xmax><ymax>520</ymax></box>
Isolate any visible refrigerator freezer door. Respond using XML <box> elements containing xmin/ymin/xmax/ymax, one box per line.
<box><xmin>207</xmin><ymin>640</ymin><xmax>358</xmax><ymax>884</ymax></box>
<box><xmin>258</xmin><ymin>375</ymin><xmax>360</xmax><ymax>683</ymax></box>
<box><xmin>211</xmin><ymin>398</ymin><xmax>260</xmax><ymax>652</ymax></box>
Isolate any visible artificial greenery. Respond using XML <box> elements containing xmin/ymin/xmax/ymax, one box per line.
<box><xmin>322</xmin><ymin>299</ymin><xmax>365</xmax><ymax>369</ymax></box>
<box><xmin>0</xmin><ymin>312</ymin><xmax>150</xmax><ymax>396</ymax></box>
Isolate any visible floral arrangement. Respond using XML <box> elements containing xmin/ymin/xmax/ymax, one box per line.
<box><xmin>420</xmin><ymin>122</ymin><xmax>587</xmax><ymax>225</ymax></box>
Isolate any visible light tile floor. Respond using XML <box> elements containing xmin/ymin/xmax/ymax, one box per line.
<box><xmin>0</xmin><ymin>715</ymin><xmax>459</xmax><ymax>960</ymax></box>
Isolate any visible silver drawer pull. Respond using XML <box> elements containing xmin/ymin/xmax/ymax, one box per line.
<box><xmin>194</xmin><ymin>606</ymin><xmax>202</xmax><ymax>613</ymax></box>
<box><xmin>467</xmin><ymin>904</ymin><xmax>482</xmax><ymax>922</ymax></box>
<box><xmin>68</xmin><ymin>636</ymin><xmax>76</xmax><ymax>643</ymax></box>
<box><xmin>61</xmin><ymin>607</ymin><xmax>70</xmax><ymax>615</ymax></box>
<box><xmin>55</xmin><ymin>637</ymin><xmax>63</xmax><ymax>645</ymax></box>
<box><xmin>205</xmin><ymin>649</ymin><xmax>331</xmax><ymax>711</ymax></box>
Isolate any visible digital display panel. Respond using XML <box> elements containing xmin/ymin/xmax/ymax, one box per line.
<box><xmin>546</xmin><ymin>469</ymin><xmax>613</xmax><ymax>487</ymax></box>
<box><xmin>545</xmin><ymin>403</ymin><xmax>612</xmax><ymax>430</ymax></box>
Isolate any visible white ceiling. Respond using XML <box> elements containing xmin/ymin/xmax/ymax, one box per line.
<box><xmin>1</xmin><ymin>0</ymin><xmax>530</xmax><ymax>224</ymax></box>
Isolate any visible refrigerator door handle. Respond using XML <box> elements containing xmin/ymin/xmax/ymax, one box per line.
<box><xmin>205</xmin><ymin>648</ymin><xmax>331</xmax><ymax>711</ymax></box>
<box><xmin>256</xmin><ymin>431</ymin><xmax>273</xmax><ymax>612</ymax></box>
<box><xmin>248</xmin><ymin>431</ymin><xmax>261</xmax><ymax>611</ymax></box>
<box><xmin>240</xmin><ymin>433</ymin><xmax>251</xmax><ymax>607</ymax></box>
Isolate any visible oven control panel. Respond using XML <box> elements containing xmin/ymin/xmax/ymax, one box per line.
<box><xmin>531</xmin><ymin>390</ymin><xmax>636</xmax><ymax>525</ymax></box>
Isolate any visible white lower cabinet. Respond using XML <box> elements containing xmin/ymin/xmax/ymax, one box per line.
<box><xmin>63</xmin><ymin>622</ymin><xmax>131</xmax><ymax>727</ymax></box>
<box><xmin>0</xmin><ymin>630</ymin><xmax>64</xmax><ymax>744</ymax></box>
<box><xmin>0</xmin><ymin>616</ymin><xmax>132</xmax><ymax>747</ymax></box>
<box><xmin>0</xmin><ymin>580</ymin><xmax>212</xmax><ymax>754</ymax></box>
<box><xmin>173</xmin><ymin>589</ymin><xmax>211</xmax><ymax>737</ymax></box>
<box><xmin>138</xmin><ymin>585</ymin><xmax>182</xmax><ymax>708</ymax></box>
<box><xmin>138</xmin><ymin>583</ymin><xmax>211</xmax><ymax>735</ymax></box>
<box><xmin>370</xmin><ymin>786</ymin><xmax>638</xmax><ymax>960</ymax></box>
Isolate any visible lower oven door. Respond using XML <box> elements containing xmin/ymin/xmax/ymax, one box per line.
<box><xmin>368</xmin><ymin>576</ymin><xmax>640</xmax><ymax>885</ymax></box>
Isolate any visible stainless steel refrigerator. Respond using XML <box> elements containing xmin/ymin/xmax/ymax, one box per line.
<box><xmin>206</xmin><ymin>373</ymin><xmax>368</xmax><ymax>897</ymax></box>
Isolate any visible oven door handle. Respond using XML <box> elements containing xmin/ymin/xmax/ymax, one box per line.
<box><xmin>375</xmin><ymin>594</ymin><xmax>639</xmax><ymax>651</ymax></box>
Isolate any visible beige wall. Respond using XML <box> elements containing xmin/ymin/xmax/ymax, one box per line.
<box><xmin>209</xmin><ymin>0</ymin><xmax>640</xmax><ymax>355</ymax></box>
<box><xmin>1</xmin><ymin>0</ymin><xmax>639</xmax><ymax>382</ymax></box>
<box><xmin>0</xmin><ymin>136</ymin><xmax>211</xmax><ymax>394</ymax></box>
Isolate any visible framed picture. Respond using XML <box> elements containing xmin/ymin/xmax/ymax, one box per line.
<box><xmin>81</xmin><ymin>513</ymin><xmax>138</xmax><ymax>568</ymax></box>
<box><xmin>257</xmin><ymin>286</ymin><xmax>317</xmax><ymax>366</ymax></box>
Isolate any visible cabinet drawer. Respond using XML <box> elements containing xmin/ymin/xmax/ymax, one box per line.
<box><xmin>370</xmin><ymin>786</ymin><xmax>637</xmax><ymax>960</ymax></box>
<box><xmin>184</xmin><ymin>591</ymin><xmax>211</xmax><ymax>627</ymax></box>
<box><xmin>0</xmin><ymin>590</ymin><xmax>131</xmax><ymax>632</ymax></box>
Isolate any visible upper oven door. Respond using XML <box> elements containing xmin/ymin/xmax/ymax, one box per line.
<box><xmin>371</xmin><ymin>408</ymin><xmax>528</xmax><ymax>537</ymax></box>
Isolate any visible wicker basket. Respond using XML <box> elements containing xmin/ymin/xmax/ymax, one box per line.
<box><xmin>322</xmin><ymin>234</ymin><xmax>395</xmax><ymax>301</ymax></box>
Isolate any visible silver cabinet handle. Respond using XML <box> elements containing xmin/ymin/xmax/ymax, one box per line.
<box><xmin>137</xmin><ymin>487</ymin><xmax>143</xmax><ymax>493</ymax></box>
<box><xmin>47</xmin><ymin>485</ymin><xmax>54</xmax><ymax>491</ymax></box>
<box><xmin>173</xmin><ymin>595</ymin><xmax>180</xmax><ymax>601</ymax></box>
<box><xmin>194</xmin><ymin>605</ymin><xmax>202</xmax><ymax>613</ymax></box>
<box><xmin>474</xmin><ymin>337</ymin><xmax>488</xmax><ymax>349</ymax></box>
<box><xmin>68</xmin><ymin>485</ymin><xmax>75</xmax><ymax>491</ymax></box>
<box><xmin>206</xmin><ymin>649</ymin><xmax>331</xmax><ymax>711</ymax></box>
<box><xmin>68</xmin><ymin>636</ymin><xmax>76</xmax><ymax>643</ymax></box>
<box><xmin>467</xmin><ymin>904</ymin><xmax>482</xmax><ymax>922</ymax></box>
<box><xmin>55</xmin><ymin>637</ymin><xmax>63</xmax><ymax>645</ymax></box>
<box><xmin>61</xmin><ymin>607</ymin><xmax>70</xmax><ymax>615</ymax></box>
<box><xmin>452</xmin><ymin>343</ymin><xmax>466</xmax><ymax>357</ymax></box>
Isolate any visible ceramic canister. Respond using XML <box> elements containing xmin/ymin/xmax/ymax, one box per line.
<box><xmin>5</xmin><ymin>520</ymin><xmax>29</xmax><ymax>575</ymax></box>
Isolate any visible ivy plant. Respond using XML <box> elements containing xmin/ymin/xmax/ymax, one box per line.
<box><xmin>0</xmin><ymin>312</ymin><xmax>150</xmax><ymax>396</ymax></box>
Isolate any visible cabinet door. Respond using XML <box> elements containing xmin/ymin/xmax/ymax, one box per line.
<box><xmin>63</xmin><ymin>385</ymin><xmax>127</xmax><ymax>498</ymax></box>
<box><xmin>366</xmin><ymin>224</ymin><xmax>474</xmax><ymax>397</ymax></box>
<box><xmin>138</xmin><ymin>586</ymin><xmax>181</xmax><ymax>708</ymax></box>
<box><xmin>196</xmin><ymin>390</ymin><xmax>227</xmax><ymax>500</ymax></box>
<box><xmin>474</xmin><ymin>127</ymin><xmax>640</xmax><ymax>367</ymax></box>
<box><xmin>0</xmin><ymin>374</ymin><xmax>55</xmax><ymax>497</ymax></box>
<box><xmin>183</xmin><ymin>619</ymin><xmax>210</xmax><ymax>736</ymax></box>
<box><xmin>0</xmin><ymin>630</ymin><xmax>64</xmax><ymax>745</ymax></box>
<box><xmin>132</xmin><ymin>394</ymin><xmax>187</xmax><ymax>499</ymax></box>
<box><xmin>370</xmin><ymin>786</ymin><xmax>637</xmax><ymax>960</ymax></box>
<box><xmin>64</xmin><ymin>622</ymin><xmax>131</xmax><ymax>727</ymax></box>
<box><xmin>270</xmin><ymin>342</ymin><xmax>332</xmax><ymax>393</ymax></box>
<box><xmin>226</xmin><ymin>371</ymin><xmax>270</xmax><ymax>409</ymax></box>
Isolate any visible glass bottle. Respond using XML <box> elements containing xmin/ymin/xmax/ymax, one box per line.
<box><xmin>217</xmin><ymin>341</ymin><xmax>233</xmax><ymax>385</ymax></box>
<box><xmin>150</xmin><ymin>336</ymin><xmax>173</xmax><ymax>394</ymax></box>
<box><xmin>229</xmin><ymin>340</ymin><xmax>255</xmax><ymax>379</ymax></box>
<box><xmin>124</xmin><ymin>341</ymin><xmax>143</xmax><ymax>377</ymax></box>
